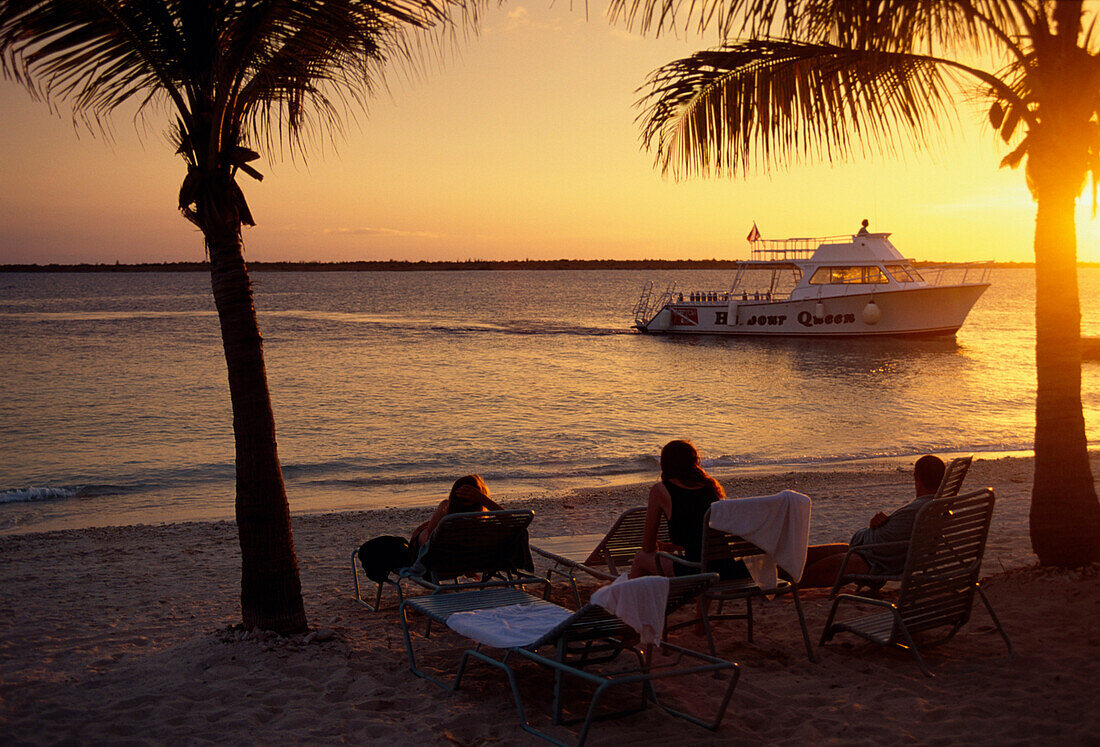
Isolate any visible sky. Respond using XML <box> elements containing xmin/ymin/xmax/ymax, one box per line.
<box><xmin>1</xmin><ymin>3</ymin><xmax>1098</xmax><ymax>265</ymax></box>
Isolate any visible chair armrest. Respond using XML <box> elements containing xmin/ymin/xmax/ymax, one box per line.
<box><xmin>843</xmin><ymin>572</ymin><xmax>903</xmax><ymax>583</ymax></box>
<box><xmin>848</xmin><ymin>540</ymin><xmax>909</xmax><ymax>552</ymax></box>
<box><xmin>569</xmin><ymin>563</ymin><xmax>618</xmax><ymax>581</ymax></box>
<box><xmin>831</xmin><ymin>592</ymin><xmax>897</xmax><ymax>610</ymax></box>
<box><xmin>657</xmin><ymin>551</ymin><xmax>699</xmax><ymax>569</ymax></box>
<box><xmin>828</xmin><ymin>541</ymin><xmax>908</xmax><ymax>598</ymax></box>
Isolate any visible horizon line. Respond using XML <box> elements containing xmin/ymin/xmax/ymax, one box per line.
<box><xmin>0</xmin><ymin>258</ymin><xmax>1071</xmax><ymax>273</ymax></box>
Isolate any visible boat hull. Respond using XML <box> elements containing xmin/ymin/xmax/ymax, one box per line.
<box><xmin>636</xmin><ymin>284</ymin><xmax>989</xmax><ymax>337</ymax></box>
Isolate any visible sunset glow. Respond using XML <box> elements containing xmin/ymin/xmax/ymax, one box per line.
<box><xmin>0</xmin><ymin>3</ymin><xmax>1094</xmax><ymax>265</ymax></box>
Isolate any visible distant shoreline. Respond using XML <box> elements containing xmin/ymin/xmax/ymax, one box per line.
<box><xmin>0</xmin><ymin>259</ymin><xmax>1076</xmax><ymax>273</ymax></box>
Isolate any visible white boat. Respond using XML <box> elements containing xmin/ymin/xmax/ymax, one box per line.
<box><xmin>632</xmin><ymin>229</ymin><xmax>991</xmax><ymax>337</ymax></box>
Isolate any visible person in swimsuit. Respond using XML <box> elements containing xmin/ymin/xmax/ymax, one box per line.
<box><xmin>630</xmin><ymin>440</ymin><xmax>747</xmax><ymax>579</ymax></box>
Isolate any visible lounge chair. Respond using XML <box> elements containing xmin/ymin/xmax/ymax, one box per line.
<box><xmin>351</xmin><ymin>509</ymin><xmax>547</xmax><ymax>611</ymax></box>
<box><xmin>531</xmin><ymin>507</ymin><xmax>670</xmax><ymax>604</ymax></box>
<box><xmin>828</xmin><ymin>455</ymin><xmax>974</xmax><ymax>597</ymax></box>
<box><xmin>820</xmin><ymin>487</ymin><xmax>1012</xmax><ymax>676</ymax></box>
<box><xmin>399</xmin><ymin>573</ymin><xmax>739</xmax><ymax>747</ymax></box>
<box><xmin>661</xmin><ymin>494</ymin><xmax>817</xmax><ymax>662</ymax></box>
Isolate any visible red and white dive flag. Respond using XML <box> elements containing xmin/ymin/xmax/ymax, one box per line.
<box><xmin>746</xmin><ymin>222</ymin><xmax>761</xmax><ymax>242</ymax></box>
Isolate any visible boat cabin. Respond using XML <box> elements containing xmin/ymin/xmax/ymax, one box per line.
<box><xmin>732</xmin><ymin>232</ymin><xmax>927</xmax><ymax>302</ymax></box>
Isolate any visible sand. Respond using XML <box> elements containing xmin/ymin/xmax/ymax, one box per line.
<box><xmin>1</xmin><ymin>454</ymin><xmax>1098</xmax><ymax>745</ymax></box>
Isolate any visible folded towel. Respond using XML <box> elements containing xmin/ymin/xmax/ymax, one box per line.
<box><xmin>708</xmin><ymin>491</ymin><xmax>812</xmax><ymax>587</ymax></box>
<box><xmin>446</xmin><ymin>602</ymin><xmax>574</xmax><ymax>649</ymax></box>
<box><xmin>591</xmin><ymin>574</ymin><xmax>670</xmax><ymax>645</ymax></box>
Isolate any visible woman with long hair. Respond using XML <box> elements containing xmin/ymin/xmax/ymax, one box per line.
<box><xmin>358</xmin><ymin>474</ymin><xmax>503</xmax><ymax>584</ymax></box>
<box><xmin>631</xmin><ymin>440</ymin><xmax>743</xmax><ymax>579</ymax></box>
<box><xmin>410</xmin><ymin>474</ymin><xmax>502</xmax><ymax>552</ymax></box>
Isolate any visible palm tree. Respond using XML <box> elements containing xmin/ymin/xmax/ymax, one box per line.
<box><xmin>609</xmin><ymin>0</ymin><xmax>1100</xmax><ymax>566</ymax></box>
<box><xmin>0</xmin><ymin>0</ymin><xmax>475</xmax><ymax>633</ymax></box>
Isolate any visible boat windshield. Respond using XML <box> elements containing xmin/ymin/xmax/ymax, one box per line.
<box><xmin>885</xmin><ymin>263</ymin><xmax>923</xmax><ymax>283</ymax></box>
<box><xmin>808</xmin><ymin>266</ymin><xmax>889</xmax><ymax>285</ymax></box>
<box><xmin>732</xmin><ymin>266</ymin><xmax>803</xmax><ymax>299</ymax></box>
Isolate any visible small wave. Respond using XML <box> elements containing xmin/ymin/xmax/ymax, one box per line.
<box><xmin>263</xmin><ymin>310</ymin><xmax>629</xmax><ymax>337</ymax></box>
<box><xmin>295</xmin><ymin>454</ymin><xmax>661</xmax><ymax>490</ymax></box>
<box><xmin>498</xmin><ymin>327</ymin><xmax>632</xmax><ymax>338</ymax></box>
<box><xmin>0</xmin><ymin>486</ymin><xmax>79</xmax><ymax>504</ymax></box>
<box><xmin>305</xmin><ymin>474</ymin><xmax>463</xmax><ymax>489</ymax></box>
<box><xmin>0</xmin><ymin>310</ymin><xmax>215</xmax><ymax>322</ymax></box>
<box><xmin>425</xmin><ymin>324</ymin><xmax>629</xmax><ymax>338</ymax></box>
<box><xmin>0</xmin><ymin>483</ymin><xmax>139</xmax><ymax>505</ymax></box>
<box><xmin>705</xmin><ymin>441</ymin><xmax>1036</xmax><ymax>471</ymax></box>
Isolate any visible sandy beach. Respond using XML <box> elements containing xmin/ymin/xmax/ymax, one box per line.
<box><xmin>2</xmin><ymin>454</ymin><xmax>1098</xmax><ymax>745</ymax></box>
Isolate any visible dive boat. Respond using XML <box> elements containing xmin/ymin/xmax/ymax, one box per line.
<box><xmin>632</xmin><ymin>228</ymin><xmax>991</xmax><ymax>337</ymax></box>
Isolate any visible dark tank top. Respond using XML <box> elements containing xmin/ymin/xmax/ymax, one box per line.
<box><xmin>664</xmin><ymin>479</ymin><xmax>718</xmax><ymax>561</ymax></box>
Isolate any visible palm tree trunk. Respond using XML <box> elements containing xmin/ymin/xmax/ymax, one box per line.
<box><xmin>1029</xmin><ymin>173</ymin><xmax>1100</xmax><ymax>566</ymax></box>
<box><xmin>1028</xmin><ymin>5</ymin><xmax>1100</xmax><ymax>567</ymax></box>
<box><xmin>205</xmin><ymin>212</ymin><xmax>309</xmax><ymax>634</ymax></box>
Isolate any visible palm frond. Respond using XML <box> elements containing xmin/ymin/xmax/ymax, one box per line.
<box><xmin>608</xmin><ymin>0</ymin><xmax>1030</xmax><ymax>54</ymax></box>
<box><xmin>1000</xmin><ymin>136</ymin><xmax>1029</xmax><ymax>168</ymax></box>
<box><xmin>0</xmin><ymin>0</ymin><xmax>484</xmax><ymax>162</ymax></box>
<box><xmin>0</xmin><ymin>0</ymin><xmax>191</xmax><ymax>128</ymax></box>
<box><xmin>232</xmin><ymin>2</ymin><xmax>402</xmax><ymax>159</ymax></box>
<box><xmin>638</xmin><ymin>38</ymin><xmax>963</xmax><ymax>178</ymax></box>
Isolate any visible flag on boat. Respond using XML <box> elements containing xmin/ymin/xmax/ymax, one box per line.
<box><xmin>746</xmin><ymin>222</ymin><xmax>761</xmax><ymax>242</ymax></box>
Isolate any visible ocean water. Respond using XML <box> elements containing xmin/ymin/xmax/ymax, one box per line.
<box><xmin>3</xmin><ymin>267</ymin><xmax>1100</xmax><ymax>533</ymax></box>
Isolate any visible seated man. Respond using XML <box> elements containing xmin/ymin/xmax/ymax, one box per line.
<box><xmin>799</xmin><ymin>455</ymin><xmax>947</xmax><ymax>588</ymax></box>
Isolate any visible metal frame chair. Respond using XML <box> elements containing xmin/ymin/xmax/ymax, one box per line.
<box><xmin>531</xmin><ymin>507</ymin><xmax>670</xmax><ymax>605</ymax></box>
<box><xmin>352</xmin><ymin>509</ymin><xmax>547</xmax><ymax>611</ymax></box>
<box><xmin>829</xmin><ymin>455</ymin><xmax>974</xmax><ymax>597</ymax></box>
<box><xmin>661</xmin><ymin>506</ymin><xmax>817</xmax><ymax>662</ymax></box>
<box><xmin>399</xmin><ymin>573</ymin><xmax>738</xmax><ymax>747</ymax></box>
<box><xmin>820</xmin><ymin>487</ymin><xmax>1013</xmax><ymax>676</ymax></box>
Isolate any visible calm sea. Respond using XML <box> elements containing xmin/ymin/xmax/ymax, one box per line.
<box><xmin>3</xmin><ymin>267</ymin><xmax>1100</xmax><ymax>533</ymax></box>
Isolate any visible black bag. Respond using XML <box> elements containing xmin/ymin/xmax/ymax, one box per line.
<box><xmin>357</xmin><ymin>535</ymin><xmax>413</xmax><ymax>583</ymax></box>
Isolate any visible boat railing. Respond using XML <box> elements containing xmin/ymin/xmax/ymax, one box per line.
<box><xmin>748</xmin><ymin>235</ymin><xmax>851</xmax><ymax>261</ymax></box>
<box><xmin>918</xmin><ymin>261</ymin><xmax>993</xmax><ymax>287</ymax></box>
<box><xmin>682</xmin><ymin>290</ymin><xmax>736</xmax><ymax>303</ymax></box>
<box><xmin>635</xmin><ymin>281</ymin><xmax>756</xmax><ymax>326</ymax></box>
<box><xmin>661</xmin><ymin>288</ymin><xmax>774</xmax><ymax>304</ymax></box>
<box><xmin>633</xmin><ymin>280</ymin><xmax>676</xmax><ymax>326</ymax></box>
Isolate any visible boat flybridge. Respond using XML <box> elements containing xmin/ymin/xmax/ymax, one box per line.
<box><xmin>632</xmin><ymin>230</ymin><xmax>991</xmax><ymax>337</ymax></box>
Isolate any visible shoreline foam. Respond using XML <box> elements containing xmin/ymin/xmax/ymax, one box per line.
<box><xmin>0</xmin><ymin>448</ymin><xmax>1045</xmax><ymax>537</ymax></box>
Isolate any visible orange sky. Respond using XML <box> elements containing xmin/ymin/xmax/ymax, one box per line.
<box><xmin>1</xmin><ymin>3</ymin><xmax>1096</xmax><ymax>264</ymax></box>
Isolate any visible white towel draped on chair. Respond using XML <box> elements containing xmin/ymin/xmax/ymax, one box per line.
<box><xmin>446</xmin><ymin>603</ymin><xmax>574</xmax><ymax>648</ymax></box>
<box><xmin>591</xmin><ymin>574</ymin><xmax>670</xmax><ymax>645</ymax></box>
<box><xmin>708</xmin><ymin>491</ymin><xmax>812</xmax><ymax>588</ymax></box>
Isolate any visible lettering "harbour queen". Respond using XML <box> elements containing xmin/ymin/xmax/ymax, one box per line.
<box><xmin>797</xmin><ymin>311</ymin><xmax>856</xmax><ymax>327</ymax></box>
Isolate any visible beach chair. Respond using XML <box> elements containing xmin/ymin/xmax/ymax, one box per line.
<box><xmin>828</xmin><ymin>455</ymin><xmax>974</xmax><ymax>597</ymax></box>
<box><xmin>820</xmin><ymin>488</ymin><xmax>1012</xmax><ymax>677</ymax></box>
<box><xmin>351</xmin><ymin>509</ymin><xmax>547</xmax><ymax>611</ymax></box>
<box><xmin>399</xmin><ymin>573</ymin><xmax>739</xmax><ymax>747</ymax></box>
<box><xmin>662</xmin><ymin>500</ymin><xmax>817</xmax><ymax>662</ymax></box>
<box><xmin>531</xmin><ymin>507</ymin><xmax>670</xmax><ymax>605</ymax></box>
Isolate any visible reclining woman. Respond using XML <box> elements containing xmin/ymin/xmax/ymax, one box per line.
<box><xmin>410</xmin><ymin>474</ymin><xmax>504</xmax><ymax>554</ymax></box>
<box><xmin>358</xmin><ymin>474</ymin><xmax>503</xmax><ymax>584</ymax></box>
<box><xmin>630</xmin><ymin>440</ymin><xmax>748</xmax><ymax>580</ymax></box>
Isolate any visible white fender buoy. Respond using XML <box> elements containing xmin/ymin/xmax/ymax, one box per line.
<box><xmin>727</xmin><ymin>298</ymin><xmax>740</xmax><ymax>325</ymax></box>
<box><xmin>814</xmin><ymin>301</ymin><xmax>825</xmax><ymax>319</ymax></box>
<box><xmin>862</xmin><ymin>299</ymin><xmax>882</xmax><ymax>325</ymax></box>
